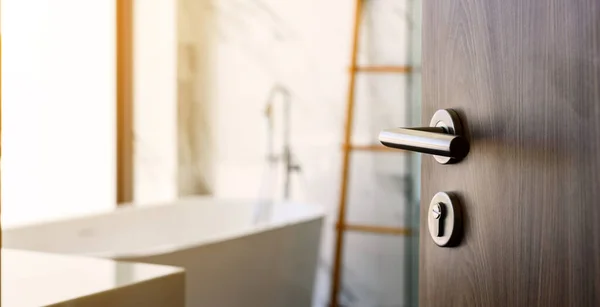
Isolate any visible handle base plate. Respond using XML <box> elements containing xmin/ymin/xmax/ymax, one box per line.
<box><xmin>429</xmin><ymin>109</ymin><xmax>464</xmax><ymax>164</ymax></box>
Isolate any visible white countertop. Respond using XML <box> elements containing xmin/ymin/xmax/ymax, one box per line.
<box><xmin>2</xmin><ymin>249</ymin><xmax>184</xmax><ymax>307</ymax></box>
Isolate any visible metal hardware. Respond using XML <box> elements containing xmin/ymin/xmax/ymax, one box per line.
<box><xmin>378</xmin><ymin>109</ymin><xmax>469</xmax><ymax>164</ymax></box>
<box><xmin>431</xmin><ymin>203</ymin><xmax>444</xmax><ymax>237</ymax></box>
<box><xmin>428</xmin><ymin>192</ymin><xmax>462</xmax><ymax>247</ymax></box>
<box><xmin>264</xmin><ymin>84</ymin><xmax>301</xmax><ymax>199</ymax></box>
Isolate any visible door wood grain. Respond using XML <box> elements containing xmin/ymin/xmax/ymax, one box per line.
<box><xmin>420</xmin><ymin>1</ymin><xmax>600</xmax><ymax>306</ymax></box>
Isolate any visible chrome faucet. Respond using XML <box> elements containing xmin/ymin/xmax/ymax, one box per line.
<box><xmin>264</xmin><ymin>84</ymin><xmax>301</xmax><ymax>199</ymax></box>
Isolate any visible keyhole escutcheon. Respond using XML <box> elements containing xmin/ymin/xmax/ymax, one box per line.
<box><xmin>428</xmin><ymin>192</ymin><xmax>463</xmax><ymax>247</ymax></box>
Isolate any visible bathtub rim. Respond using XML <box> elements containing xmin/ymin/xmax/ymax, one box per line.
<box><xmin>4</xmin><ymin>196</ymin><xmax>325</xmax><ymax>259</ymax></box>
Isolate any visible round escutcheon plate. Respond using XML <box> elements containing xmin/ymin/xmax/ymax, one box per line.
<box><xmin>428</xmin><ymin>192</ymin><xmax>463</xmax><ymax>247</ymax></box>
<box><xmin>429</xmin><ymin>109</ymin><xmax>464</xmax><ymax>164</ymax></box>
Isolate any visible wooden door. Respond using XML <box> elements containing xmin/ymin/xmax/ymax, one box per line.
<box><xmin>420</xmin><ymin>1</ymin><xmax>600</xmax><ymax>306</ymax></box>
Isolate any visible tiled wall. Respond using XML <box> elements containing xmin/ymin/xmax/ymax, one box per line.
<box><xmin>177</xmin><ymin>0</ymin><xmax>422</xmax><ymax>306</ymax></box>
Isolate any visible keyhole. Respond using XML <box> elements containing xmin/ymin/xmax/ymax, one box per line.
<box><xmin>432</xmin><ymin>203</ymin><xmax>445</xmax><ymax>237</ymax></box>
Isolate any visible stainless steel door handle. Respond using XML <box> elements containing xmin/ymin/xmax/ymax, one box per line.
<box><xmin>378</xmin><ymin>109</ymin><xmax>469</xmax><ymax>164</ymax></box>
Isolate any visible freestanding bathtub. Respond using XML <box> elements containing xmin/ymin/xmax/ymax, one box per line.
<box><xmin>3</xmin><ymin>197</ymin><xmax>324</xmax><ymax>307</ymax></box>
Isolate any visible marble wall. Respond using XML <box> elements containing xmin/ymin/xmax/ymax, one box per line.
<box><xmin>133</xmin><ymin>0</ymin><xmax>178</xmax><ymax>203</ymax></box>
<box><xmin>175</xmin><ymin>0</ymin><xmax>422</xmax><ymax>306</ymax></box>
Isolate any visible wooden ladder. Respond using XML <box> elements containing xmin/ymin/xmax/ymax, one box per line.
<box><xmin>330</xmin><ymin>0</ymin><xmax>413</xmax><ymax>306</ymax></box>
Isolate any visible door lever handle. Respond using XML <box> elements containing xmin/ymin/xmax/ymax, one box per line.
<box><xmin>378</xmin><ymin>109</ymin><xmax>469</xmax><ymax>164</ymax></box>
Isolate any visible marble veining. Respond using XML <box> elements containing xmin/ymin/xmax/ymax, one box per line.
<box><xmin>176</xmin><ymin>0</ymin><xmax>421</xmax><ymax>306</ymax></box>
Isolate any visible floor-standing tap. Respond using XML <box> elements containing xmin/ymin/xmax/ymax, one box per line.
<box><xmin>264</xmin><ymin>84</ymin><xmax>301</xmax><ymax>200</ymax></box>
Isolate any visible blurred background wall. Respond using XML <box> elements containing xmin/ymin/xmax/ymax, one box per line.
<box><xmin>3</xmin><ymin>0</ymin><xmax>116</xmax><ymax>226</ymax></box>
<box><xmin>2</xmin><ymin>0</ymin><xmax>421</xmax><ymax>305</ymax></box>
<box><xmin>171</xmin><ymin>1</ymin><xmax>422</xmax><ymax>305</ymax></box>
<box><xmin>132</xmin><ymin>0</ymin><xmax>178</xmax><ymax>203</ymax></box>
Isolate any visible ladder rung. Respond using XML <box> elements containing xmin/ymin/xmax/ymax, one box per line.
<box><xmin>351</xmin><ymin>65</ymin><xmax>412</xmax><ymax>73</ymax></box>
<box><xmin>337</xmin><ymin>223</ymin><xmax>412</xmax><ymax>236</ymax></box>
<box><xmin>342</xmin><ymin>144</ymin><xmax>404</xmax><ymax>153</ymax></box>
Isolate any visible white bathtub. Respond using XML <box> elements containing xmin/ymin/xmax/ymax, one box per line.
<box><xmin>3</xmin><ymin>197</ymin><xmax>325</xmax><ymax>307</ymax></box>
